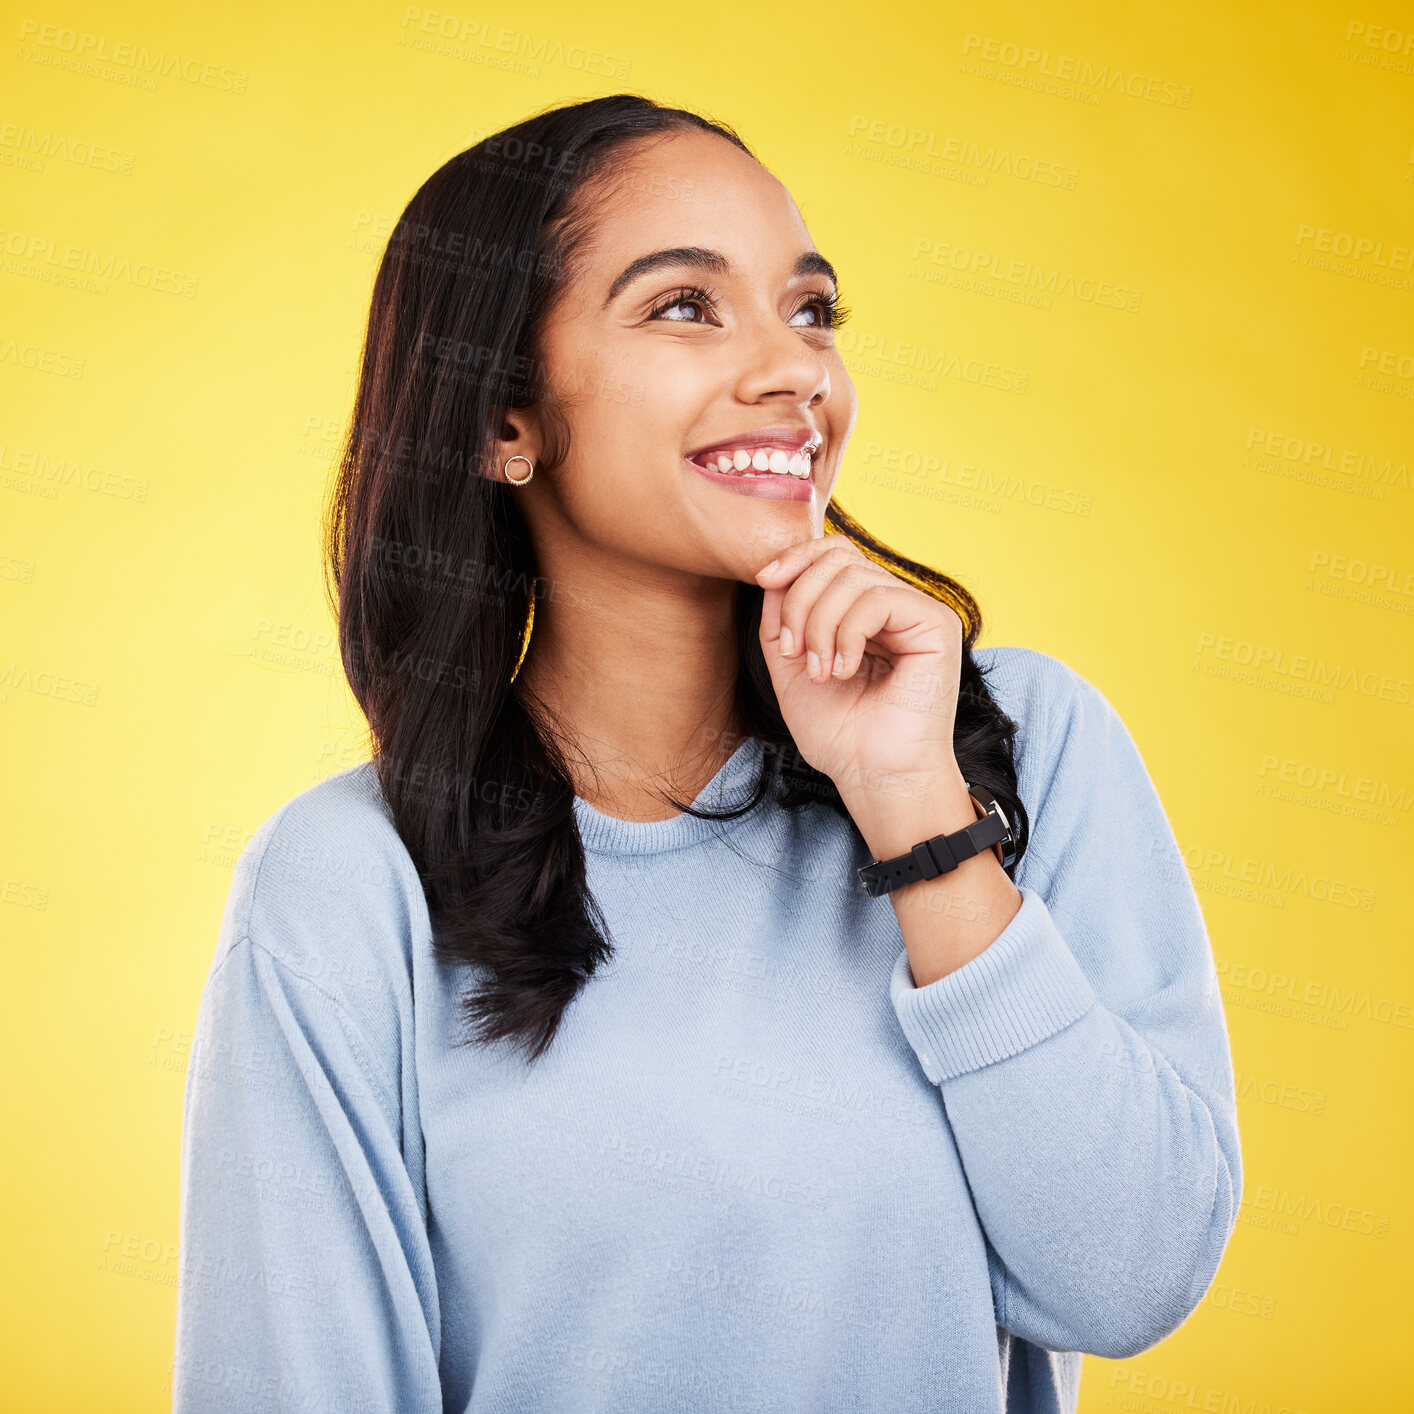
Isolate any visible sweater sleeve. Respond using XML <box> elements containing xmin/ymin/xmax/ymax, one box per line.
<box><xmin>888</xmin><ymin>659</ymin><xmax>1242</xmax><ymax>1360</ymax></box>
<box><xmin>173</xmin><ymin>932</ymin><xmax>443</xmax><ymax>1412</ymax></box>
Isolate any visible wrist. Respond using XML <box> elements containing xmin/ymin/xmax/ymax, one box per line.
<box><xmin>840</xmin><ymin>768</ymin><xmax>978</xmax><ymax>863</ymax></box>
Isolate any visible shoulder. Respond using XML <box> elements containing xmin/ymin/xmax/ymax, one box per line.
<box><xmin>972</xmin><ymin>644</ymin><xmax>1103</xmax><ymax>746</ymax></box>
<box><xmin>971</xmin><ymin>644</ymin><xmax>1140</xmax><ymax>789</ymax></box>
<box><xmin>213</xmin><ymin>761</ymin><xmax>428</xmax><ymax>1013</ymax></box>
<box><xmin>972</xmin><ymin>643</ymin><xmax>1165</xmax><ymax>845</ymax></box>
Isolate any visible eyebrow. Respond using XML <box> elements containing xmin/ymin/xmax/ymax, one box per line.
<box><xmin>602</xmin><ymin>246</ymin><xmax>840</xmax><ymax>306</ymax></box>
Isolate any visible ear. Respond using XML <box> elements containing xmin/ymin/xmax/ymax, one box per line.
<box><xmin>486</xmin><ymin>405</ymin><xmax>543</xmax><ymax>484</ymax></box>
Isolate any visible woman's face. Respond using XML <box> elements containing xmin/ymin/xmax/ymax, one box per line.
<box><xmin>506</xmin><ymin>126</ymin><xmax>858</xmax><ymax>586</ymax></box>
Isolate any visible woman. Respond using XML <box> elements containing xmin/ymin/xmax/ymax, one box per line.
<box><xmin>174</xmin><ymin>94</ymin><xmax>1241</xmax><ymax>1413</ymax></box>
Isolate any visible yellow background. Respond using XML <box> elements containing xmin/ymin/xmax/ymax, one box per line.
<box><xmin>3</xmin><ymin>1</ymin><xmax>1410</xmax><ymax>1408</ymax></box>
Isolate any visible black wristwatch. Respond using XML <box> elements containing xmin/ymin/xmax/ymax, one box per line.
<box><xmin>857</xmin><ymin>782</ymin><xmax>1017</xmax><ymax>899</ymax></box>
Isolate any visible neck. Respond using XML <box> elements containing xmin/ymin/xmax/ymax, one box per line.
<box><xmin>512</xmin><ymin>563</ymin><xmax>748</xmax><ymax>823</ymax></box>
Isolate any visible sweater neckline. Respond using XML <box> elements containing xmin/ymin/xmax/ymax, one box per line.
<box><xmin>573</xmin><ymin>735</ymin><xmax>770</xmax><ymax>855</ymax></box>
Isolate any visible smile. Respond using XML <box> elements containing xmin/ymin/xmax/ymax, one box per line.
<box><xmin>683</xmin><ymin>430</ymin><xmax>821</xmax><ymax>502</ymax></box>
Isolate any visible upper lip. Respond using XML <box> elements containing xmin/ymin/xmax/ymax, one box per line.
<box><xmin>686</xmin><ymin>425</ymin><xmax>823</xmax><ymax>463</ymax></box>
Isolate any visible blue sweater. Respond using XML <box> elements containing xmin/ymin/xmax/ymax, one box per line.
<box><xmin>173</xmin><ymin>645</ymin><xmax>1242</xmax><ymax>1414</ymax></box>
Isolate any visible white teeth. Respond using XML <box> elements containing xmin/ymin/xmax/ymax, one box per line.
<box><xmin>695</xmin><ymin>445</ymin><xmax>819</xmax><ymax>477</ymax></box>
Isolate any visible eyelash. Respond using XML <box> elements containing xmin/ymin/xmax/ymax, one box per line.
<box><xmin>646</xmin><ymin>284</ymin><xmax>851</xmax><ymax>330</ymax></box>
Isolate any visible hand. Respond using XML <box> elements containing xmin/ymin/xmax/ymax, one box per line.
<box><xmin>754</xmin><ymin>534</ymin><xmax>969</xmax><ymax>818</ymax></box>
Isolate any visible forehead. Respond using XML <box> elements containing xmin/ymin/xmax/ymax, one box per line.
<box><xmin>571</xmin><ymin>129</ymin><xmax>814</xmax><ymax>284</ymax></box>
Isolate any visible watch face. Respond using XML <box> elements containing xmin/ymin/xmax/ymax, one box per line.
<box><xmin>965</xmin><ymin>782</ymin><xmax>1018</xmax><ymax>869</ymax></box>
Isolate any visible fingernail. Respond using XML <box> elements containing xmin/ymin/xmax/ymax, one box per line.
<box><xmin>756</xmin><ymin>559</ymin><xmax>779</xmax><ymax>578</ymax></box>
<box><xmin>806</xmin><ymin>649</ymin><xmax>820</xmax><ymax>679</ymax></box>
<box><xmin>833</xmin><ymin>651</ymin><xmax>845</xmax><ymax>676</ymax></box>
<box><xmin>780</xmin><ymin>626</ymin><xmax>794</xmax><ymax>656</ymax></box>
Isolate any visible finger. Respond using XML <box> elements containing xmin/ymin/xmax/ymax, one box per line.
<box><xmin>759</xmin><ymin>570</ymin><xmax>785</xmax><ymax>646</ymax></box>
<box><xmin>754</xmin><ymin>531</ymin><xmax>866</xmax><ymax>591</ymax></box>
<box><xmin>834</xmin><ymin>587</ymin><xmax>964</xmax><ymax>681</ymax></box>
<box><xmin>831</xmin><ymin>584</ymin><xmax>922</xmax><ymax>679</ymax></box>
<box><xmin>759</xmin><ymin>538</ymin><xmax>837</xmax><ymax>649</ymax></box>
<box><xmin>758</xmin><ymin>578</ymin><xmax>799</xmax><ymax>666</ymax></box>
<box><xmin>777</xmin><ymin>544</ymin><xmax>884</xmax><ymax>663</ymax></box>
<box><xmin>797</xmin><ymin>562</ymin><xmax>899</xmax><ymax>683</ymax></box>
<box><xmin>758</xmin><ymin>584</ymin><xmax>815</xmax><ymax>698</ymax></box>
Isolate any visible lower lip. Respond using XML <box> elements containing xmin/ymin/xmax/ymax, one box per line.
<box><xmin>683</xmin><ymin>456</ymin><xmax>815</xmax><ymax>502</ymax></box>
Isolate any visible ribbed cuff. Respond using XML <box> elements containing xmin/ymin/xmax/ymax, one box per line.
<box><xmin>889</xmin><ymin>886</ymin><xmax>1098</xmax><ymax>1084</ymax></box>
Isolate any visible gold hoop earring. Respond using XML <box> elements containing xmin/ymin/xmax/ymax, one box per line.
<box><xmin>503</xmin><ymin>455</ymin><xmax>534</xmax><ymax>485</ymax></box>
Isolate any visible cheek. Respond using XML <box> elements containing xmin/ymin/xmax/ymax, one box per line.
<box><xmin>564</xmin><ymin>333</ymin><xmax>696</xmax><ymax>422</ymax></box>
<box><xmin>579</xmin><ymin>343</ymin><xmax>712</xmax><ymax>466</ymax></box>
<box><xmin>549</xmin><ymin>370</ymin><xmax>688</xmax><ymax>521</ymax></box>
<box><xmin>826</xmin><ymin>359</ymin><xmax>858</xmax><ymax>433</ymax></box>
<box><xmin>630</xmin><ymin>341</ymin><xmax>716</xmax><ymax>425</ymax></box>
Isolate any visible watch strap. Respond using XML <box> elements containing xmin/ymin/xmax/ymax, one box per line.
<box><xmin>857</xmin><ymin>786</ymin><xmax>1014</xmax><ymax>899</ymax></box>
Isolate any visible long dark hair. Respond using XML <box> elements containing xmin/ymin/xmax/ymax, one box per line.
<box><xmin>323</xmin><ymin>93</ymin><xmax>1029</xmax><ymax>1065</ymax></box>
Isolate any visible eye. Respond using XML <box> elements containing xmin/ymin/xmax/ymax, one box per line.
<box><xmin>647</xmin><ymin>285</ymin><xmax>718</xmax><ymax>324</ymax></box>
<box><xmin>644</xmin><ymin>283</ymin><xmax>851</xmax><ymax>330</ymax></box>
<box><xmin>789</xmin><ymin>289</ymin><xmax>850</xmax><ymax>330</ymax></box>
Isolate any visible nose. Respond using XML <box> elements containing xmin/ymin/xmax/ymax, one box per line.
<box><xmin>732</xmin><ymin>311</ymin><xmax>832</xmax><ymax>409</ymax></box>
